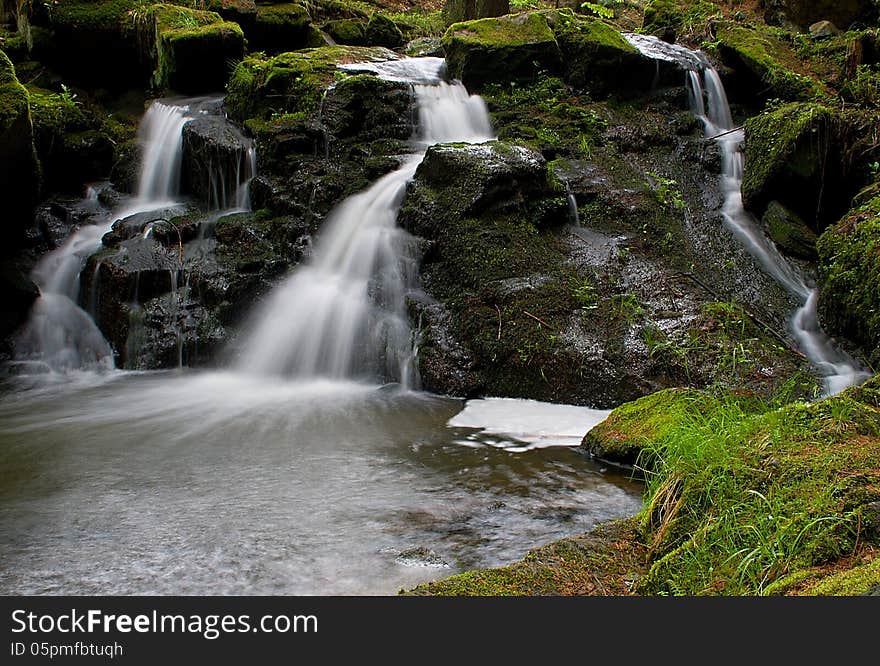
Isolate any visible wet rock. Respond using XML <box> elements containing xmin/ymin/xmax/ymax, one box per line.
<box><xmin>396</xmin><ymin>547</ymin><xmax>449</xmax><ymax>568</ymax></box>
<box><xmin>0</xmin><ymin>261</ymin><xmax>39</xmax><ymax>342</ymax></box>
<box><xmin>405</xmin><ymin>37</ymin><xmax>444</xmax><ymax>58</ymax></box>
<box><xmin>321</xmin><ymin>74</ymin><xmax>411</xmax><ymax>143</ymax></box>
<box><xmin>181</xmin><ymin>116</ymin><xmax>253</xmax><ymax>209</ymax></box>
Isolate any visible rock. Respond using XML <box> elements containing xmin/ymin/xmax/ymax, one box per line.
<box><xmin>44</xmin><ymin>0</ymin><xmax>151</xmax><ymax>88</ymax></box>
<box><xmin>809</xmin><ymin>20</ymin><xmax>841</xmax><ymax>39</ymax></box>
<box><xmin>322</xmin><ymin>19</ymin><xmax>367</xmax><ymax>46</ymax></box>
<box><xmin>762</xmin><ymin>200</ymin><xmax>818</xmax><ymax>260</ymax></box>
<box><xmin>150</xmin><ymin>5</ymin><xmax>245</xmax><ymax>93</ymax></box>
<box><xmin>405</xmin><ymin>37</ymin><xmax>444</xmax><ymax>58</ymax></box>
<box><xmin>396</xmin><ymin>547</ymin><xmax>449</xmax><ymax>568</ymax></box>
<box><xmin>0</xmin><ymin>261</ymin><xmax>39</xmax><ymax>342</ymax></box>
<box><xmin>413</xmin><ymin>141</ymin><xmax>547</xmax><ymax>219</ymax></box>
<box><xmin>715</xmin><ymin>22</ymin><xmax>820</xmax><ymax>102</ymax></box>
<box><xmin>641</xmin><ymin>0</ymin><xmax>679</xmax><ymax>43</ymax></box>
<box><xmin>551</xmin><ymin>10</ymin><xmax>652</xmax><ymax>97</ymax></box>
<box><xmin>442</xmin><ymin>12</ymin><xmax>564</xmax><ymax>89</ymax></box>
<box><xmin>321</xmin><ymin>74</ymin><xmax>412</xmax><ymax>143</ymax></box>
<box><xmin>28</xmin><ymin>85</ymin><xmax>114</xmax><ymax>193</ymax></box>
<box><xmin>205</xmin><ymin>0</ymin><xmax>258</xmax><ymax>26</ymax></box>
<box><xmin>817</xmin><ymin>192</ymin><xmax>880</xmax><ymax>367</ymax></box>
<box><xmin>364</xmin><ymin>13</ymin><xmax>404</xmax><ymax>48</ymax></box>
<box><xmin>247</xmin><ymin>3</ymin><xmax>312</xmax><ymax>53</ymax></box>
<box><xmin>443</xmin><ymin>0</ymin><xmax>510</xmax><ymax>26</ymax></box>
<box><xmin>0</xmin><ymin>52</ymin><xmax>40</xmax><ymax>252</ymax></box>
<box><xmin>181</xmin><ymin>116</ymin><xmax>254</xmax><ymax>209</ymax></box>
<box><xmin>225</xmin><ymin>45</ymin><xmax>399</xmax><ymax>121</ymax></box>
<box><xmin>742</xmin><ymin>102</ymin><xmax>856</xmax><ymax>231</ymax></box>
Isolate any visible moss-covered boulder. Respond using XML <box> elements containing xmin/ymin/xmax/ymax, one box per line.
<box><xmin>742</xmin><ymin>102</ymin><xmax>854</xmax><ymax>230</ymax></box>
<box><xmin>418</xmin><ymin>378</ymin><xmax>880</xmax><ymax>596</ymax></box>
<box><xmin>322</xmin><ymin>18</ymin><xmax>367</xmax><ymax>45</ymax></box>
<box><xmin>817</xmin><ymin>193</ymin><xmax>880</xmax><ymax>366</ymax></box>
<box><xmin>27</xmin><ymin>85</ymin><xmax>114</xmax><ymax>192</ymax></box>
<box><xmin>247</xmin><ymin>2</ymin><xmax>311</xmax><ymax>53</ymax></box>
<box><xmin>714</xmin><ymin>22</ymin><xmax>822</xmax><ymax>101</ymax></box>
<box><xmin>364</xmin><ymin>13</ymin><xmax>404</xmax><ymax>48</ymax></box>
<box><xmin>762</xmin><ymin>200</ymin><xmax>818</xmax><ymax>260</ymax></box>
<box><xmin>442</xmin><ymin>12</ymin><xmax>564</xmax><ymax>89</ymax></box>
<box><xmin>149</xmin><ymin>4</ymin><xmax>245</xmax><ymax>93</ymax></box>
<box><xmin>550</xmin><ymin>10</ymin><xmax>651</xmax><ymax>97</ymax></box>
<box><xmin>225</xmin><ymin>45</ymin><xmax>398</xmax><ymax>121</ymax></box>
<box><xmin>44</xmin><ymin>0</ymin><xmax>148</xmax><ymax>87</ymax></box>
<box><xmin>0</xmin><ymin>52</ymin><xmax>39</xmax><ymax>251</ymax></box>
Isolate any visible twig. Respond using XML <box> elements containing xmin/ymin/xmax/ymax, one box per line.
<box><xmin>495</xmin><ymin>304</ymin><xmax>502</xmax><ymax>341</ymax></box>
<box><xmin>522</xmin><ymin>310</ymin><xmax>553</xmax><ymax>330</ymax></box>
<box><xmin>704</xmin><ymin>126</ymin><xmax>744</xmax><ymax>141</ymax></box>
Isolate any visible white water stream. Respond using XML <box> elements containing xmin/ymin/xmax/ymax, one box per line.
<box><xmin>236</xmin><ymin>58</ymin><xmax>494</xmax><ymax>386</ymax></box>
<box><xmin>626</xmin><ymin>35</ymin><xmax>870</xmax><ymax>395</ymax></box>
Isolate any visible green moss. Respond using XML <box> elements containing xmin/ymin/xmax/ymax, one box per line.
<box><xmin>148</xmin><ymin>4</ymin><xmax>245</xmax><ymax>92</ymax></box>
<box><xmin>805</xmin><ymin>556</ymin><xmax>880</xmax><ymax>595</ymax></box>
<box><xmin>225</xmin><ymin>45</ymin><xmax>394</xmax><ymax>120</ymax></box>
<box><xmin>364</xmin><ymin>13</ymin><xmax>404</xmax><ymax>47</ymax></box>
<box><xmin>633</xmin><ymin>378</ymin><xmax>880</xmax><ymax>595</ymax></box>
<box><xmin>762</xmin><ymin>200</ymin><xmax>818</xmax><ymax>259</ymax></box>
<box><xmin>714</xmin><ymin>22</ymin><xmax>824</xmax><ymax>102</ymax></box>
<box><xmin>641</xmin><ymin>0</ymin><xmax>721</xmax><ymax>42</ymax></box>
<box><xmin>408</xmin><ymin>518</ymin><xmax>648</xmax><ymax>596</ymax></box>
<box><xmin>741</xmin><ymin>101</ymin><xmax>835</xmax><ymax>218</ymax></box>
<box><xmin>817</xmin><ymin>193</ymin><xmax>880</xmax><ymax>365</ymax></box>
<box><xmin>322</xmin><ymin>18</ymin><xmax>367</xmax><ymax>45</ymax></box>
<box><xmin>50</xmin><ymin>0</ymin><xmax>139</xmax><ymax>32</ymax></box>
<box><xmin>442</xmin><ymin>11</ymin><xmax>563</xmax><ymax>88</ymax></box>
<box><xmin>0</xmin><ymin>51</ymin><xmax>29</xmax><ymax>131</ymax></box>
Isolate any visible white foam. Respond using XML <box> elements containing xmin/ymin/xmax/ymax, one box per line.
<box><xmin>447</xmin><ymin>397</ymin><xmax>610</xmax><ymax>451</ymax></box>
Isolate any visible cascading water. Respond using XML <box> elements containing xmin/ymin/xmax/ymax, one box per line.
<box><xmin>17</xmin><ymin>98</ymin><xmax>256</xmax><ymax>372</ymax></box>
<box><xmin>626</xmin><ymin>35</ymin><xmax>870</xmax><ymax>395</ymax></box>
<box><xmin>236</xmin><ymin>58</ymin><xmax>494</xmax><ymax>386</ymax></box>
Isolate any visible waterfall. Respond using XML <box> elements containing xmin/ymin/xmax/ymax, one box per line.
<box><xmin>626</xmin><ymin>35</ymin><xmax>869</xmax><ymax>396</ymax></box>
<box><xmin>17</xmin><ymin>97</ymin><xmax>257</xmax><ymax>372</ymax></box>
<box><xmin>236</xmin><ymin>58</ymin><xmax>494</xmax><ymax>386</ymax></box>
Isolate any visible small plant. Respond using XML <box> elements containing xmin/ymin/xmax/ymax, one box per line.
<box><xmin>611</xmin><ymin>293</ymin><xmax>644</xmax><ymax>324</ymax></box>
<box><xmin>59</xmin><ymin>83</ymin><xmax>78</xmax><ymax>107</ymax></box>
<box><xmin>646</xmin><ymin>171</ymin><xmax>686</xmax><ymax>211</ymax></box>
<box><xmin>571</xmin><ymin>277</ymin><xmax>599</xmax><ymax>310</ymax></box>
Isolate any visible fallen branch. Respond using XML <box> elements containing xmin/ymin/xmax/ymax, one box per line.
<box><xmin>495</xmin><ymin>304</ymin><xmax>502</xmax><ymax>341</ymax></box>
<box><xmin>522</xmin><ymin>310</ymin><xmax>553</xmax><ymax>330</ymax></box>
<box><xmin>704</xmin><ymin>126</ymin><xmax>744</xmax><ymax>141</ymax></box>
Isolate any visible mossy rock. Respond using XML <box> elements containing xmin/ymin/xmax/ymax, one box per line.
<box><xmin>714</xmin><ymin>22</ymin><xmax>823</xmax><ymax>102</ymax></box>
<box><xmin>817</xmin><ymin>193</ymin><xmax>880</xmax><ymax>366</ymax></box>
<box><xmin>742</xmin><ymin>102</ymin><xmax>840</xmax><ymax>229</ymax></box>
<box><xmin>149</xmin><ymin>4</ymin><xmax>245</xmax><ymax>93</ymax></box>
<box><xmin>549</xmin><ymin>9</ymin><xmax>650</xmax><ymax>97</ymax></box>
<box><xmin>27</xmin><ymin>85</ymin><xmax>115</xmax><ymax>192</ymax></box>
<box><xmin>640</xmin><ymin>0</ymin><xmax>721</xmax><ymax>43</ymax></box>
<box><xmin>322</xmin><ymin>18</ymin><xmax>367</xmax><ymax>45</ymax></box>
<box><xmin>205</xmin><ymin>0</ymin><xmax>258</xmax><ymax>25</ymax></box>
<box><xmin>0</xmin><ymin>52</ymin><xmax>40</xmax><ymax>252</ymax></box>
<box><xmin>581</xmin><ymin>388</ymin><xmax>706</xmax><ymax>468</ymax></box>
<box><xmin>247</xmin><ymin>2</ymin><xmax>312</xmax><ymax>53</ymax></box>
<box><xmin>441</xmin><ymin>11</ymin><xmax>564</xmax><ymax>89</ymax></box>
<box><xmin>44</xmin><ymin>0</ymin><xmax>149</xmax><ymax>87</ymax></box>
<box><xmin>0</xmin><ymin>27</ymin><xmax>29</xmax><ymax>63</ymax></box>
<box><xmin>762</xmin><ymin>200</ymin><xmax>818</xmax><ymax>260</ymax></box>
<box><xmin>225</xmin><ymin>45</ymin><xmax>397</xmax><ymax>121</ymax></box>
<box><xmin>364</xmin><ymin>13</ymin><xmax>404</xmax><ymax>48</ymax></box>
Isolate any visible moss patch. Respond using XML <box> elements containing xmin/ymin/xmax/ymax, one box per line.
<box><xmin>817</xmin><ymin>193</ymin><xmax>880</xmax><ymax>367</ymax></box>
